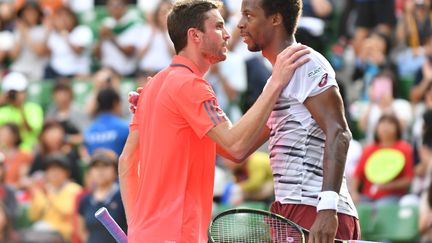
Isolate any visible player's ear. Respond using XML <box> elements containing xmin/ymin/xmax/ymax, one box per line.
<box><xmin>272</xmin><ymin>13</ymin><xmax>283</xmax><ymax>26</ymax></box>
<box><xmin>188</xmin><ymin>28</ymin><xmax>203</xmax><ymax>44</ymax></box>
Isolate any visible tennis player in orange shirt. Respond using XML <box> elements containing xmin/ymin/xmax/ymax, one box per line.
<box><xmin>118</xmin><ymin>1</ymin><xmax>310</xmax><ymax>242</ymax></box>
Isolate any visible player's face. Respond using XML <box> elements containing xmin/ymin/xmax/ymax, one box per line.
<box><xmin>200</xmin><ymin>9</ymin><xmax>231</xmax><ymax>64</ymax></box>
<box><xmin>238</xmin><ymin>0</ymin><xmax>273</xmax><ymax>52</ymax></box>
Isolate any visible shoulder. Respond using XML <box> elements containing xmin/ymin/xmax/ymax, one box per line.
<box><xmin>24</xmin><ymin>102</ymin><xmax>43</xmax><ymax>111</ymax></box>
<box><xmin>66</xmin><ymin>182</ymin><xmax>83</xmax><ymax>193</ymax></box>
<box><xmin>395</xmin><ymin>140</ymin><xmax>413</xmax><ymax>152</ymax></box>
<box><xmin>363</xmin><ymin>144</ymin><xmax>380</xmax><ymax>155</ymax></box>
<box><xmin>295</xmin><ymin>48</ymin><xmax>335</xmax><ymax>77</ymax></box>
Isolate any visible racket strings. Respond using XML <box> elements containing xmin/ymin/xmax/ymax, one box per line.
<box><xmin>210</xmin><ymin>213</ymin><xmax>304</xmax><ymax>243</ymax></box>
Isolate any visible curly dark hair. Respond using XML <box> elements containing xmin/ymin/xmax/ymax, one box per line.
<box><xmin>260</xmin><ymin>0</ymin><xmax>302</xmax><ymax>36</ymax></box>
<box><xmin>167</xmin><ymin>0</ymin><xmax>222</xmax><ymax>53</ymax></box>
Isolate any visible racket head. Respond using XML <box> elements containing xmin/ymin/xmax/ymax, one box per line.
<box><xmin>208</xmin><ymin>208</ymin><xmax>306</xmax><ymax>243</ymax></box>
<box><xmin>365</xmin><ymin>148</ymin><xmax>405</xmax><ymax>184</ymax></box>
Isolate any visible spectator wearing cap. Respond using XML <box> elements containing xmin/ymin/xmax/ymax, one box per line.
<box><xmin>84</xmin><ymin>88</ymin><xmax>129</xmax><ymax>157</ymax></box>
<box><xmin>27</xmin><ymin>152</ymin><xmax>82</xmax><ymax>242</ymax></box>
<box><xmin>77</xmin><ymin>149</ymin><xmax>127</xmax><ymax>243</ymax></box>
<box><xmin>0</xmin><ymin>72</ymin><xmax>43</xmax><ymax>151</ymax></box>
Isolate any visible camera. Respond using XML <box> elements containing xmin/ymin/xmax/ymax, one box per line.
<box><xmin>7</xmin><ymin>90</ymin><xmax>17</xmax><ymax>102</ymax></box>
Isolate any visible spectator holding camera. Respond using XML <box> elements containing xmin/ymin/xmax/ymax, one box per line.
<box><xmin>359</xmin><ymin>70</ymin><xmax>412</xmax><ymax>143</ymax></box>
<box><xmin>93</xmin><ymin>0</ymin><xmax>141</xmax><ymax>77</ymax></box>
<box><xmin>0</xmin><ymin>72</ymin><xmax>43</xmax><ymax>151</ymax></box>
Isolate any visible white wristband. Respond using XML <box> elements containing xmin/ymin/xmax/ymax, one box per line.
<box><xmin>316</xmin><ymin>191</ymin><xmax>339</xmax><ymax>212</ymax></box>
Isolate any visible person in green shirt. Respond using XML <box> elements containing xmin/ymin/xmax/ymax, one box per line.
<box><xmin>0</xmin><ymin>72</ymin><xmax>43</xmax><ymax>151</ymax></box>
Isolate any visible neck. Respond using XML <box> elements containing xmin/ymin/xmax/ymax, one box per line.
<box><xmin>178</xmin><ymin>48</ymin><xmax>210</xmax><ymax>74</ymax></box>
<box><xmin>379</xmin><ymin>139</ymin><xmax>396</xmax><ymax>147</ymax></box>
<box><xmin>262</xmin><ymin>33</ymin><xmax>296</xmax><ymax>65</ymax></box>
<box><xmin>96</xmin><ymin>181</ymin><xmax>114</xmax><ymax>192</ymax></box>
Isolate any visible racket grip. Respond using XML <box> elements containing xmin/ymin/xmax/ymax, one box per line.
<box><xmin>95</xmin><ymin>207</ymin><xmax>128</xmax><ymax>243</ymax></box>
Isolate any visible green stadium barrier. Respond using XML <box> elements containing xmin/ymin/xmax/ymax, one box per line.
<box><xmin>26</xmin><ymin>81</ymin><xmax>53</xmax><ymax>109</ymax></box>
<box><xmin>15</xmin><ymin>205</ymin><xmax>32</xmax><ymax>230</ymax></box>
<box><xmin>398</xmin><ymin>75</ymin><xmax>415</xmax><ymax>101</ymax></box>
<box><xmin>366</xmin><ymin>204</ymin><xmax>419</xmax><ymax>243</ymax></box>
<box><xmin>215</xmin><ymin>201</ymin><xmax>268</xmax><ymax>215</ymax></box>
<box><xmin>356</xmin><ymin>203</ymin><xmax>374</xmax><ymax>240</ymax></box>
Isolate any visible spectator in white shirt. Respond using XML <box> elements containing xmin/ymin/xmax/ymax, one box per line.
<box><xmin>136</xmin><ymin>0</ymin><xmax>174</xmax><ymax>80</ymax></box>
<box><xmin>9</xmin><ymin>2</ymin><xmax>48</xmax><ymax>81</ymax></box>
<box><xmin>42</xmin><ymin>7</ymin><xmax>93</xmax><ymax>79</ymax></box>
<box><xmin>94</xmin><ymin>0</ymin><xmax>141</xmax><ymax>77</ymax></box>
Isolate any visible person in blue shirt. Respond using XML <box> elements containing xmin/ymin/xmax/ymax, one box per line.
<box><xmin>77</xmin><ymin>148</ymin><xmax>127</xmax><ymax>243</ymax></box>
<box><xmin>84</xmin><ymin>88</ymin><xmax>129</xmax><ymax>156</ymax></box>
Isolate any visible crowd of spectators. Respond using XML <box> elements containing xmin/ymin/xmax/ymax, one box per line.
<box><xmin>0</xmin><ymin>0</ymin><xmax>431</xmax><ymax>242</ymax></box>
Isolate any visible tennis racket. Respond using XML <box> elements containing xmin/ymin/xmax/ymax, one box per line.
<box><xmin>208</xmin><ymin>208</ymin><xmax>379</xmax><ymax>243</ymax></box>
<box><xmin>95</xmin><ymin>207</ymin><xmax>128</xmax><ymax>243</ymax></box>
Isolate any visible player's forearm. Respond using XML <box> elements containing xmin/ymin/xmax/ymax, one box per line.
<box><xmin>119</xmin><ymin>130</ymin><xmax>140</xmax><ymax>223</ymax></box>
<box><xmin>322</xmin><ymin>127</ymin><xmax>352</xmax><ymax>192</ymax></box>
<box><xmin>216</xmin><ymin>126</ymin><xmax>269</xmax><ymax>162</ymax></box>
<box><xmin>223</xmin><ymin>82</ymin><xmax>282</xmax><ymax>159</ymax></box>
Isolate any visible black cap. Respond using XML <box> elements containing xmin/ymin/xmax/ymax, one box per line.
<box><xmin>89</xmin><ymin>149</ymin><xmax>118</xmax><ymax>168</ymax></box>
<box><xmin>44</xmin><ymin>153</ymin><xmax>71</xmax><ymax>171</ymax></box>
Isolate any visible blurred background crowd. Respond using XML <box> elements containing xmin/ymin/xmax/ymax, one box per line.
<box><xmin>0</xmin><ymin>0</ymin><xmax>431</xmax><ymax>242</ymax></box>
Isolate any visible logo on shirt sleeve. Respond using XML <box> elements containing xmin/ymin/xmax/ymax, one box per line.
<box><xmin>318</xmin><ymin>73</ymin><xmax>328</xmax><ymax>87</ymax></box>
<box><xmin>307</xmin><ymin>66</ymin><xmax>323</xmax><ymax>78</ymax></box>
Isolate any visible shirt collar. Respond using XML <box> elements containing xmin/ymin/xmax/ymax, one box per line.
<box><xmin>171</xmin><ymin>55</ymin><xmax>204</xmax><ymax>78</ymax></box>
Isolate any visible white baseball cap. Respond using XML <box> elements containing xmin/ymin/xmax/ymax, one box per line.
<box><xmin>1</xmin><ymin>72</ymin><xmax>28</xmax><ymax>92</ymax></box>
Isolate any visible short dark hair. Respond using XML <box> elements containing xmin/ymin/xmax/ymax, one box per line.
<box><xmin>260</xmin><ymin>0</ymin><xmax>302</xmax><ymax>36</ymax></box>
<box><xmin>167</xmin><ymin>0</ymin><xmax>222</xmax><ymax>54</ymax></box>
<box><xmin>373</xmin><ymin>113</ymin><xmax>403</xmax><ymax>144</ymax></box>
<box><xmin>96</xmin><ymin>88</ymin><xmax>120</xmax><ymax>114</ymax></box>
<box><xmin>53</xmin><ymin>82</ymin><xmax>73</xmax><ymax>96</ymax></box>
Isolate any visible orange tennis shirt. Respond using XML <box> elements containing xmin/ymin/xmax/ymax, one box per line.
<box><xmin>128</xmin><ymin>55</ymin><xmax>227</xmax><ymax>243</ymax></box>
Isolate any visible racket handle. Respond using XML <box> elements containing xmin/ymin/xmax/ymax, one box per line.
<box><xmin>95</xmin><ymin>207</ymin><xmax>128</xmax><ymax>243</ymax></box>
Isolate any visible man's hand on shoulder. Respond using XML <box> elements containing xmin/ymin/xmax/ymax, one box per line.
<box><xmin>270</xmin><ymin>44</ymin><xmax>310</xmax><ymax>90</ymax></box>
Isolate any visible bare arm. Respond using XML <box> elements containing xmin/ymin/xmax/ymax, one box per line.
<box><xmin>216</xmin><ymin>126</ymin><xmax>270</xmax><ymax>162</ymax></box>
<box><xmin>208</xmin><ymin>44</ymin><xmax>310</xmax><ymax>160</ymax></box>
<box><xmin>411</xmin><ymin>62</ymin><xmax>432</xmax><ymax>103</ymax></box>
<box><xmin>77</xmin><ymin>215</ymin><xmax>88</xmax><ymax>242</ymax></box>
<box><xmin>118</xmin><ymin>129</ymin><xmax>140</xmax><ymax>223</ymax></box>
<box><xmin>304</xmin><ymin>87</ymin><xmax>352</xmax><ymax>243</ymax></box>
<box><xmin>304</xmin><ymin>87</ymin><xmax>352</xmax><ymax>192</ymax></box>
